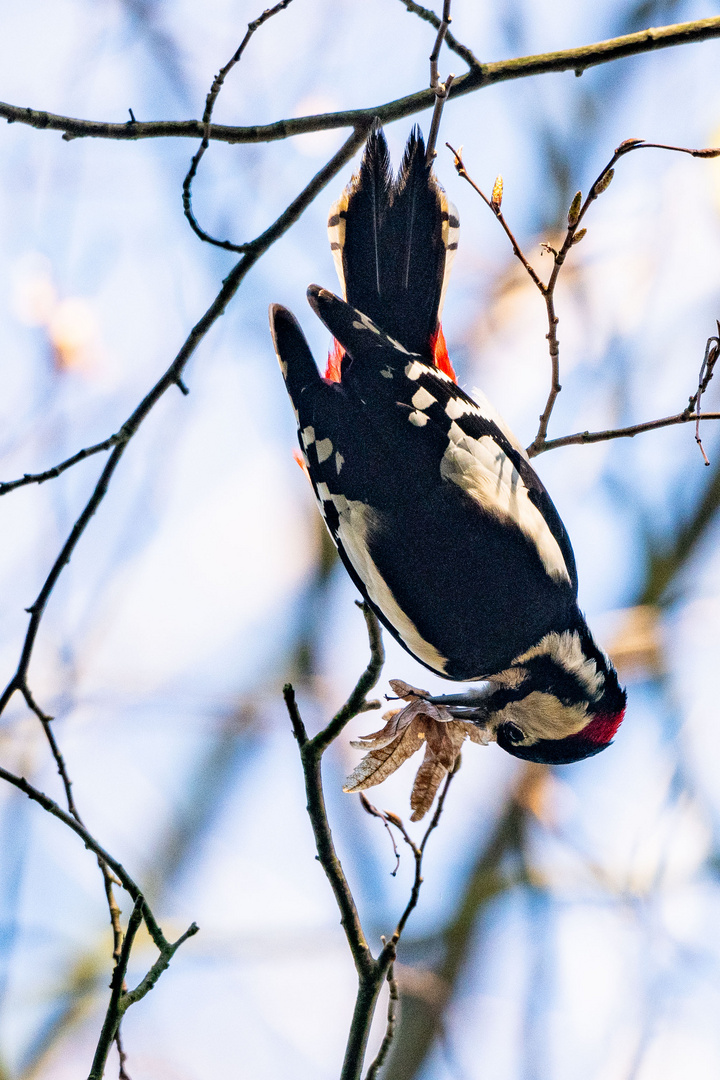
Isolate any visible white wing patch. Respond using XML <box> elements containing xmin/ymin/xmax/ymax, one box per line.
<box><xmin>314</xmin><ymin>487</ymin><xmax>449</xmax><ymax>674</ymax></box>
<box><xmin>412</xmin><ymin>387</ymin><xmax>437</xmax><ymax>411</ymax></box>
<box><xmin>316</xmin><ymin>438</ymin><xmax>333</xmax><ymax>464</ymax></box>
<box><xmin>301</xmin><ymin>426</ymin><xmax>315</xmax><ymax>449</ymax></box>
<box><xmin>409</xmin><ymin>411</ymin><xmax>429</xmax><ymax>427</ymax></box>
<box><xmin>404</xmin><ymin>359</ymin><xmax>453</xmax><ymax>384</ymax></box>
<box><xmin>513</xmin><ymin>631</ymin><xmax>605</xmax><ymax>699</ymax></box>
<box><xmin>440</xmin><ymin>424</ymin><xmax>571</xmax><ymax>584</ymax></box>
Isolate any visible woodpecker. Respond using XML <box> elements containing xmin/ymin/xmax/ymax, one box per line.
<box><xmin>269</xmin><ymin>127</ymin><xmax>626</xmax><ymax>765</ymax></box>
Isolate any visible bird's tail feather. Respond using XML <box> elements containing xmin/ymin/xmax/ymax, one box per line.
<box><xmin>327</xmin><ymin>126</ymin><xmax>458</xmax><ymax>367</ymax></box>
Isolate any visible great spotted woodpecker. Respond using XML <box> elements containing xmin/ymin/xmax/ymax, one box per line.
<box><xmin>270</xmin><ymin>127</ymin><xmax>626</xmax><ymax>765</ymax></box>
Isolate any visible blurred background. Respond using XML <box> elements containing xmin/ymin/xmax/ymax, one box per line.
<box><xmin>1</xmin><ymin>0</ymin><xmax>720</xmax><ymax>1077</ymax></box>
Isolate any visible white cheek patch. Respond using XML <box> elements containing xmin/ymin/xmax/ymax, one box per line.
<box><xmin>440</xmin><ymin>425</ymin><xmax>570</xmax><ymax>584</ymax></box>
<box><xmin>494</xmin><ymin>692</ymin><xmax>589</xmax><ymax>742</ymax></box>
<box><xmin>316</xmin><ymin>491</ymin><xmax>448</xmax><ymax>675</ymax></box>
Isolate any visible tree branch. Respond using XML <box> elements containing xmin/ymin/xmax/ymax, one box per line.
<box><xmin>87</xmin><ymin>898</ymin><xmax>143</xmax><ymax>1080</ymax></box>
<box><xmin>182</xmin><ymin>0</ymin><xmax>296</xmax><ymax>252</ymax></box>
<box><xmin>310</xmin><ymin>602</ymin><xmax>385</xmax><ymax>755</ymax></box>
<box><xmin>532</xmin><ymin>410</ymin><xmax>720</xmax><ymax>455</ymax></box>
<box><xmin>0</xmin><ymin>433</ymin><xmax>125</xmax><ymax>496</ymax></box>
<box><xmin>0</xmin><ymin>763</ymin><xmax>194</xmax><ymax>953</ymax></box>
<box><xmin>0</xmin><ymin>125</ymin><xmax>368</xmax><ymax>724</ymax></box>
<box><xmin>284</xmin><ymin>601</ymin><xmax>457</xmax><ymax>1079</ymax></box>
<box><xmin>3</xmin><ymin>17</ymin><xmax>720</xmax><ymax>144</ymax></box>
<box><xmin>397</xmin><ymin>0</ymin><xmax>481</xmax><ymax>72</ymax></box>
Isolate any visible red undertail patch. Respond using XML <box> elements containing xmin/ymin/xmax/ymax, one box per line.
<box><xmin>325</xmin><ymin>339</ymin><xmax>344</xmax><ymax>383</ymax></box>
<box><xmin>431</xmin><ymin>325</ymin><xmax>457</xmax><ymax>382</ymax></box>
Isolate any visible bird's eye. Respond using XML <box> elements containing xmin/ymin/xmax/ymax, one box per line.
<box><xmin>503</xmin><ymin>722</ymin><xmax>525</xmax><ymax>744</ymax></box>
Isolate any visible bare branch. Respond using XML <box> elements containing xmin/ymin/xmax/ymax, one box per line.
<box><xmin>282</xmin><ymin>606</ymin><xmax>383</xmax><ymax>982</ymax></box>
<box><xmin>88</xmin><ymin>898</ymin><xmax>143</xmax><ymax>1080</ymax></box>
<box><xmin>0</xmin><ymin>763</ymin><xmax>190</xmax><ymax>952</ymax></box>
<box><xmin>449</xmin><ymin>140</ymin><xmax>720</xmax><ymax>457</ymax></box>
<box><xmin>0</xmin><ymin>125</ymin><xmax>368</xmax><ymax>726</ymax></box>
<box><xmin>0</xmin><ymin>433</ymin><xmax>125</xmax><ymax>496</ymax></box>
<box><xmin>311</xmin><ymin>603</ymin><xmax>385</xmax><ymax>755</ymax></box>
<box><xmin>359</xmin><ymin>794</ymin><xmax>401</xmax><ymax>876</ymax></box>
<box><xmin>429</xmin><ymin>0</ymin><xmax>453</xmax><ymax>88</ymax></box>
<box><xmin>425</xmin><ymin>73</ymin><xmax>455</xmax><ymax>164</ymax></box>
<box><xmin>692</xmin><ymin>325</ymin><xmax>720</xmax><ymax>466</ymax></box>
<box><xmin>532</xmin><ymin>410</ymin><xmax>720</xmax><ymax>456</ymax></box>
<box><xmin>183</xmin><ymin>0</ymin><xmax>296</xmax><ymax>251</ymax></box>
<box><xmin>3</xmin><ymin>17</ymin><xmax>720</xmax><ymax>144</ymax></box>
<box><xmin>284</xmin><ymin>599</ymin><xmax>457</xmax><ymax>1079</ymax></box>
<box><xmin>364</xmin><ymin>961</ymin><xmax>399</xmax><ymax>1080</ymax></box>
<box><xmin>398</xmin><ymin>0</ymin><xmax>481</xmax><ymax>72</ymax></box>
<box><xmin>88</xmin><ymin>911</ymin><xmax>198</xmax><ymax>1080</ymax></box>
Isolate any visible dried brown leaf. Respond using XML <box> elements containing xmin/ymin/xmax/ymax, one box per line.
<box><xmin>410</xmin><ymin>749</ymin><xmax>449</xmax><ymax>821</ymax></box>
<box><xmin>420</xmin><ymin>718</ymin><xmax>466</xmax><ymax>768</ymax></box>
<box><xmin>344</xmin><ymin>725</ymin><xmax>425</xmax><ymax>792</ymax></box>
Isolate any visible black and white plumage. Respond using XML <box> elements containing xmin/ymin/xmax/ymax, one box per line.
<box><xmin>270</xmin><ymin>127</ymin><xmax>626</xmax><ymax>765</ymax></box>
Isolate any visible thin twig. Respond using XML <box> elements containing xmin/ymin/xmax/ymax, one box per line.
<box><xmin>359</xmin><ymin>794</ymin><xmax>401</xmax><ymax>876</ymax></box>
<box><xmin>691</xmin><ymin>326</ymin><xmax>720</xmax><ymax>466</ymax></box>
<box><xmin>310</xmin><ymin>603</ymin><xmax>385</xmax><ymax>755</ymax></box>
<box><xmin>0</xmin><ymin>125</ymin><xmax>368</xmax><ymax>727</ymax></box>
<box><xmin>0</xmin><ymin>763</ymin><xmax>190</xmax><ymax>951</ymax></box>
<box><xmin>426</xmin><ymin>73</ymin><xmax>455</xmax><ymax>164</ymax></box>
<box><xmin>448</xmin><ymin>139</ymin><xmax>720</xmax><ymax>455</ymax></box>
<box><xmin>183</xmin><ymin>0</ymin><xmax>295</xmax><ymax>251</ymax></box>
<box><xmin>429</xmin><ymin>0</ymin><xmax>453</xmax><ymax>88</ymax></box>
<box><xmin>282</xmin><ymin>605</ymin><xmax>383</xmax><ymax>981</ymax></box>
<box><xmin>533</xmin><ymin>411</ymin><xmax>720</xmax><ymax>455</ymax></box>
<box><xmin>4</xmin><ymin>18</ymin><xmax>720</xmax><ymax>144</ymax></box>
<box><xmin>88</xmin><ymin>916</ymin><xmax>198</xmax><ymax>1080</ymax></box>
<box><xmin>0</xmin><ymin>432</ymin><xmax>126</xmax><ymax>496</ymax></box>
<box><xmin>389</xmin><ymin>767</ymin><xmax>458</xmax><ymax>946</ymax></box>
<box><xmin>88</xmin><ymin>898</ymin><xmax>143</xmax><ymax>1080</ymax></box>
<box><xmin>364</xmin><ymin>961</ymin><xmax>399</xmax><ymax>1080</ymax></box>
<box><xmin>398</xmin><ymin>0</ymin><xmax>481</xmax><ymax>72</ymax></box>
<box><xmin>22</xmin><ymin>680</ymin><xmax>131</xmax><ymax>1064</ymax></box>
<box><xmin>115</xmin><ymin>1027</ymin><xmax>131</xmax><ymax>1080</ymax></box>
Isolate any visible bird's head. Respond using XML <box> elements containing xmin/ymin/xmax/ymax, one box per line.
<box><xmin>486</xmin><ymin>628</ymin><xmax>626</xmax><ymax>765</ymax></box>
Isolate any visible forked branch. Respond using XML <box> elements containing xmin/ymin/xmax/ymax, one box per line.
<box><xmin>283</xmin><ymin>605</ymin><xmax>458</xmax><ymax>1080</ymax></box>
<box><xmin>448</xmin><ymin>139</ymin><xmax>720</xmax><ymax>458</ymax></box>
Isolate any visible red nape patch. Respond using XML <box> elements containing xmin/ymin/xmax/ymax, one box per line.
<box><xmin>325</xmin><ymin>339</ymin><xmax>344</xmax><ymax>383</ymax></box>
<box><xmin>583</xmin><ymin>708</ymin><xmax>626</xmax><ymax>746</ymax></box>
<box><xmin>430</xmin><ymin>325</ymin><xmax>457</xmax><ymax>382</ymax></box>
